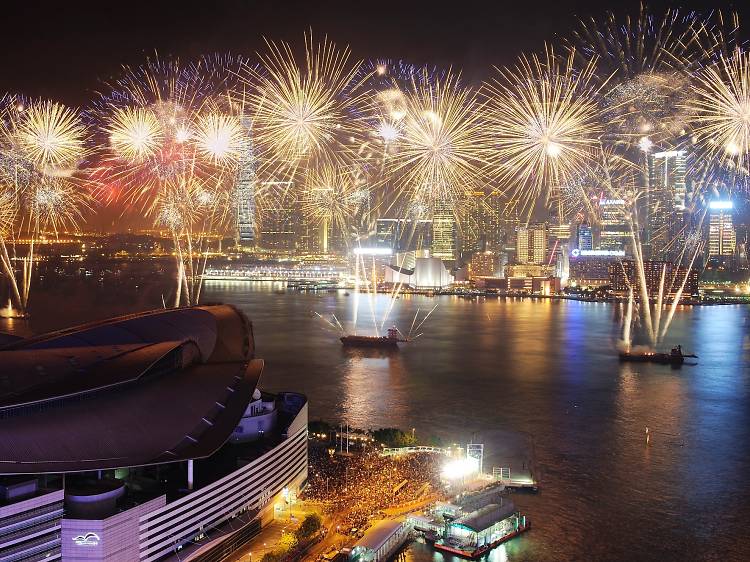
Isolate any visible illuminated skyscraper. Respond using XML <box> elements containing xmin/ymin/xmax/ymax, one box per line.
<box><xmin>516</xmin><ymin>223</ymin><xmax>548</xmax><ymax>264</ymax></box>
<box><xmin>577</xmin><ymin>222</ymin><xmax>593</xmax><ymax>251</ymax></box>
<box><xmin>236</xmin><ymin>119</ymin><xmax>256</xmax><ymax>248</ymax></box>
<box><xmin>647</xmin><ymin>150</ymin><xmax>688</xmax><ymax>260</ymax></box>
<box><xmin>432</xmin><ymin>203</ymin><xmax>457</xmax><ymax>262</ymax></box>
<box><xmin>707</xmin><ymin>201</ymin><xmax>736</xmax><ymax>269</ymax></box>
<box><xmin>258</xmin><ymin>182</ymin><xmax>295</xmax><ymax>252</ymax></box>
<box><xmin>598</xmin><ymin>198</ymin><xmax>629</xmax><ymax>252</ymax></box>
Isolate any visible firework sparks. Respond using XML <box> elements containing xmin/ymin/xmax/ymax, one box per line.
<box><xmin>241</xmin><ymin>33</ymin><xmax>369</xmax><ymax>181</ymax></box>
<box><xmin>193</xmin><ymin>111</ymin><xmax>245</xmax><ymax>165</ymax></box>
<box><xmin>482</xmin><ymin>48</ymin><xmax>605</xmax><ymax>217</ymax></box>
<box><xmin>301</xmin><ymin>164</ymin><xmax>368</xmax><ymax>235</ymax></box>
<box><xmin>686</xmin><ymin>50</ymin><xmax>750</xmax><ymax>178</ymax></box>
<box><xmin>384</xmin><ymin>68</ymin><xmax>490</xmax><ymax>217</ymax></box>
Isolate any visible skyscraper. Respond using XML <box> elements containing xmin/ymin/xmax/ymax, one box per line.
<box><xmin>236</xmin><ymin>120</ymin><xmax>257</xmax><ymax>248</ymax></box>
<box><xmin>708</xmin><ymin>200</ymin><xmax>736</xmax><ymax>268</ymax></box>
<box><xmin>577</xmin><ymin>222</ymin><xmax>593</xmax><ymax>251</ymax></box>
<box><xmin>432</xmin><ymin>203</ymin><xmax>457</xmax><ymax>262</ymax></box>
<box><xmin>598</xmin><ymin>198</ymin><xmax>629</xmax><ymax>252</ymax></box>
<box><xmin>647</xmin><ymin>150</ymin><xmax>688</xmax><ymax>260</ymax></box>
<box><xmin>516</xmin><ymin>223</ymin><xmax>548</xmax><ymax>264</ymax></box>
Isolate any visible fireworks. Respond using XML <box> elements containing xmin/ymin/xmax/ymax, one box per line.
<box><xmin>686</xmin><ymin>50</ymin><xmax>750</xmax><ymax>177</ymax></box>
<box><xmin>106</xmin><ymin>106</ymin><xmax>163</xmax><ymax>164</ymax></box>
<box><xmin>241</xmin><ymin>33</ymin><xmax>369</xmax><ymax>180</ymax></box>
<box><xmin>16</xmin><ymin>101</ymin><xmax>88</xmax><ymax>172</ymax></box>
<box><xmin>482</xmin><ymin>48</ymin><xmax>605</xmax><ymax>218</ymax></box>
<box><xmin>301</xmin><ymin>164</ymin><xmax>368</xmax><ymax>235</ymax></box>
<box><xmin>384</xmin><ymin>69</ymin><xmax>490</xmax><ymax>216</ymax></box>
<box><xmin>193</xmin><ymin>111</ymin><xmax>245</xmax><ymax>166</ymax></box>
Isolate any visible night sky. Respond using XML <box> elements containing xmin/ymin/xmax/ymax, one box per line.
<box><xmin>3</xmin><ymin>0</ymin><xmax>747</xmax><ymax>107</ymax></box>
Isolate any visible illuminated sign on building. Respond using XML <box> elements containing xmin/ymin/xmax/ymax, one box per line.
<box><xmin>570</xmin><ymin>249</ymin><xmax>625</xmax><ymax>258</ymax></box>
<box><xmin>599</xmin><ymin>199</ymin><xmax>625</xmax><ymax>206</ymax></box>
<box><xmin>708</xmin><ymin>201</ymin><xmax>733</xmax><ymax>210</ymax></box>
<box><xmin>73</xmin><ymin>533</ymin><xmax>100</xmax><ymax>547</ymax></box>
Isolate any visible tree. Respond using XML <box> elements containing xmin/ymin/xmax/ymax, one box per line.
<box><xmin>278</xmin><ymin>531</ymin><xmax>298</xmax><ymax>553</ymax></box>
<box><xmin>372</xmin><ymin>427</ymin><xmax>416</xmax><ymax>448</ymax></box>
<box><xmin>295</xmin><ymin>512</ymin><xmax>323</xmax><ymax>541</ymax></box>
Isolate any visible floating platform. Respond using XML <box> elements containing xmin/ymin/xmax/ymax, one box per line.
<box><xmin>340</xmin><ymin>327</ymin><xmax>406</xmax><ymax>348</ymax></box>
<box><xmin>433</xmin><ymin>523</ymin><xmax>531</xmax><ymax>559</ymax></box>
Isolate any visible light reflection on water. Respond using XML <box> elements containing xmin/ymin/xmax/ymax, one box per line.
<box><xmin>3</xmin><ymin>279</ymin><xmax>749</xmax><ymax>561</ymax></box>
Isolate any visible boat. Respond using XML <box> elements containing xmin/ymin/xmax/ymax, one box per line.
<box><xmin>340</xmin><ymin>327</ymin><xmax>406</xmax><ymax>348</ymax></box>
<box><xmin>619</xmin><ymin>345</ymin><xmax>696</xmax><ymax>366</ymax></box>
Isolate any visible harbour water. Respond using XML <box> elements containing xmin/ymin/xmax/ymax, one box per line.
<box><xmin>3</xmin><ymin>276</ymin><xmax>749</xmax><ymax>561</ymax></box>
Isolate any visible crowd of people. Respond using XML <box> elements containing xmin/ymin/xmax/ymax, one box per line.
<box><xmin>303</xmin><ymin>445</ymin><xmax>443</xmax><ymax>534</ymax></box>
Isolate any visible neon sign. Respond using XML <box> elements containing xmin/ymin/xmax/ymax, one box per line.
<box><xmin>571</xmin><ymin>249</ymin><xmax>625</xmax><ymax>258</ymax></box>
<box><xmin>73</xmin><ymin>532</ymin><xmax>100</xmax><ymax>546</ymax></box>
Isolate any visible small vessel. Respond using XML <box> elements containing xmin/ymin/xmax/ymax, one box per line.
<box><xmin>340</xmin><ymin>327</ymin><xmax>406</xmax><ymax>348</ymax></box>
<box><xmin>619</xmin><ymin>345</ymin><xmax>696</xmax><ymax>366</ymax></box>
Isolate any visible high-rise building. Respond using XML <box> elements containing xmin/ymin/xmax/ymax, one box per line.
<box><xmin>577</xmin><ymin>222</ymin><xmax>593</xmax><ymax>251</ymax></box>
<box><xmin>432</xmin><ymin>203</ymin><xmax>457</xmax><ymax>262</ymax></box>
<box><xmin>647</xmin><ymin>150</ymin><xmax>688</xmax><ymax>260</ymax></box>
<box><xmin>707</xmin><ymin>200</ymin><xmax>736</xmax><ymax>270</ymax></box>
<box><xmin>609</xmin><ymin>260</ymin><xmax>699</xmax><ymax>297</ymax></box>
<box><xmin>236</xmin><ymin>121</ymin><xmax>256</xmax><ymax>248</ymax></box>
<box><xmin>376</xmin><ymin>218</ymin><xmax>432</xmax><ymax>252</ymax></box>
<box><xmin>469</xmin><ymin>251</ymin><xmax>499</xmax><ymax>279</ymax></box>
<box><xmin>258</xmin><ymin>183</ymin><xmax>296</xmax><ymax>252</ymax></box>
<box><xmin>598</xmin><ymin>198</ymin><xmax>629</xmax><ymax>252</ymax></box>
<box><xmin>516</xmin><ymin>223</ymin><xmax>548</xmax><ymax>264</ymax></box>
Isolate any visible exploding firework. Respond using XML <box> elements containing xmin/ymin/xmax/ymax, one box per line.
<box><xmin>482</xmin><ymin>48</ymin><xmax>605</xmax><ymax>218</ymax></box>
<box><xmin>241</xmin><ymin>33</ymin><xmax>370</xmax><ymax>182</ymax></box>
<box><xmin>685</xmin><ymin>50</ymin><xmax>750</xmax><ymax>181</ymax></box>
<box><xmin>384</xmin><ymin>68</ymin><xmax>490</xmax><ymax>218</ymax></box>
<box><xmin>0</xmin><ymin>96</ymin><xmax>91</xmax><ymax>313</ymax></box>
<box><xmin>301</xmin><ymin>164</ymin><xmax>368</xmax><ymax>236</ymax></box>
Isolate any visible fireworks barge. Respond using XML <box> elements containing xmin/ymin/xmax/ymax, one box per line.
<box><xmin>619</xmin><ymin>345</ymin><xmax>696</xmax><ymax>366</ymax></box>
<box><xmin>340</xmin><ymin>327</ymin><xmax>407</xmax><ymax>348</ymax></box>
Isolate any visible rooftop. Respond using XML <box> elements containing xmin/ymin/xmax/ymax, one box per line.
<box><xmin>0</xmin><ymin>305</ymin><xmax>260</xmax><ymax>474</ymax></box>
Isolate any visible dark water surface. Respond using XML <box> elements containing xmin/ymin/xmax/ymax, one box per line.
<box><xmin>3</xmin><ymin>277</ymin><xmax>749</xmax><ymax>561</ymax></box>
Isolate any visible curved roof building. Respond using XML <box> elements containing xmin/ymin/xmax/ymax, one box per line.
<box><xmin>0</xmin><ymin>305</ymin><xmax>309</xmax><ymax>562</ymax></box>
<box><xmin>0</xmin><ymin>304</ymin><xmax>260</xmax><ymax>474</ymax></box>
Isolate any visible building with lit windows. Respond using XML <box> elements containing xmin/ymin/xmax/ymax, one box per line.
<box><xmin>608</xmin><ymin>260</ymin><xmax>699</xmax><ymax>297</ymax></box>
<box><xmin>647</xmin><ymin>150</ymin><xmax>688</xmax><ymax>260</ymax></box>
<box><xmin>598</xmin><ymin>199</ymin><xmax>629</xmax><ymax>252</ymax></box>
<box><xmin>432</xmin><ymin>204</ymin><xmax>457</xmax><ymax>262</ymax></box>
<box><xmin>516</xmin><ymin>224</ymin><xmax>548</xmax><ymax>265</ymax></box>
<box><xmin>375</xmin><ymin>218</ymin><xmax>432</xmax><ymax>252</ymax></box>
<box><xmin>469</xmin><ymin>251</ymin><xmax>499</xmax><ymax>279</ymax></box>
<box><xmin>236</xmin><ymin>120</ymin><xmax>257</xmax><ymax>248</ymax></box>
<box><xmin>577</xmin><ymin>222</ymin><xmax>593</xmax><ymax>251</ymax></box>
<box><xmin>0</xmin><ymin>305</ymin><xmax>308</xmax><ymax>562</ymax></box>
<box><xmin>707</xmin><ymin>200</ymin><xmax>736</xmax><ymax>270</ymax></box>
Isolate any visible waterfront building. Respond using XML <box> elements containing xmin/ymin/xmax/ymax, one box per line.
<box><xmin>384</xmin><ymin>256</ymin><xmax>453</xmax><ymax>289</ymax></box>
<box><xmin>609</xmin><ymin>260</ymin><xmax>699</xmax><ymax>297</ymax></box>
<box><xmin>432</xmin><ymin>204</ymin><xmax>457</xmax><ymax>263</ymax></box>
<box><xmin>568</xmin><ymin>250</ymin><xmax>623</xmax><ymax>287</ymax></box>
<box><xmin>0</xmin><ymin>305</ymin><xmax>308</xmax><ymax>562</ymax></box>
<box><xmin>469</xmin><ymin>251</ymin><xmax>499</xmax><ymax>279</ymax></box>
<box><xmin>516</xmin><ymin>224</ymin><xmax>548</xmax><ymax>265</ymax></box>
<box><xmin>647</xmin><ymin>150</ymin><xmax>688</xmax><ymax>260</ymax></box>
<box><xmin>707</xmin><ymin>200</ymin><xmax>737</xmax><ymax>270</ymax></box>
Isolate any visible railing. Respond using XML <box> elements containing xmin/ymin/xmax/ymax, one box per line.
<box><xmin>380</xmin><ymin>446</ymin><xmax>451</xmax><ymax>457</ymax></box>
